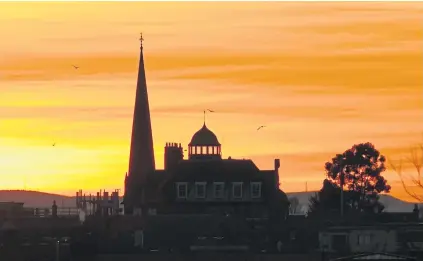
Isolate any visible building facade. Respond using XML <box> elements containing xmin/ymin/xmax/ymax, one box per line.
<box><xmin>123</xmin><ymin>37</ymin><xmax>289</xmax><ymax>219</ymax></box>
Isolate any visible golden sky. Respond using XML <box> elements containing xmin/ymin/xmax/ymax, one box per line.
<box><xmin>0</xmin><ymin>2</ymin><xmax>422</xmax><ymax>201</ymax></box>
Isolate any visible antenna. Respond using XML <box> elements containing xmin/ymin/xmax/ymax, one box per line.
<box><xmin>203</xmin><ymin>110</ymin><xmax>206</xmax><ymax>125</ymax></box>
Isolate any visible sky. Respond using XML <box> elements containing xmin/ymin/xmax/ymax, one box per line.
<box><xmin>0</xmin><ymin>2</ymin><xmax>422</xmax><ymax>201</ymax></box>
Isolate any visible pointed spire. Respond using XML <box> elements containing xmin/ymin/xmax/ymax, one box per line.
<box><xmin>125</xmin><ymin>34</ymin><xmax>156</xmax><ymax>213</ymax></box>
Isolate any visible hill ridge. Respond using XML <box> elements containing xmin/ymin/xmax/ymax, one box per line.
<box><xmin>0</xmin><ymin>190</ymin><xmax>418</xmax><ymax>212</ymax></box>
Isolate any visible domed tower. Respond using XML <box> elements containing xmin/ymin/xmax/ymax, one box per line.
<box><xmin>188</xmin><ymin>123</ymin><xmax>222</xmax><ymax>160</ymax></box>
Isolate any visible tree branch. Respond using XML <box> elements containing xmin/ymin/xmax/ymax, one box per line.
<box><xmin>388</xmin><ymin>144</ymin><xmax>423</xmax><ymax>202</ymax></box>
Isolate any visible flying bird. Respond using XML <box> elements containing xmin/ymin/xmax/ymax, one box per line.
<box><xmin>257</xmin><ymin>125</ymin><xmax>266</xmax><ymax>131</ymax></box>
<box><xmin>52</xmin><ymin>142</ymin><xmax>56</xmax><ymax>147</ymax></box>
<box><xmin>72</xmin><ymin>65</ymin><xmax>79</xmax><ymax>69</ymax></box>
<box><xmin>207</xmin><ymin>109</ymin><xmax>215</xmax><ymax>113</ymax></box>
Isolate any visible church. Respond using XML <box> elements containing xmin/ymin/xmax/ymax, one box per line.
<box><xmin>123</xmin><ymin>35</ymin><xmax>289</xmax><ymax>220</ymax></box>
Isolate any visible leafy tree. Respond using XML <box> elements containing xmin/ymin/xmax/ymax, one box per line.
<box><xmin>308</xmin><ymin>142</ymin><xmax>390</xmax><ymax>216</ymax></box>
<box><xmin>324</xmin><ymin>142</ymin><xmax>391</xmax><ymax>212</ymax></box>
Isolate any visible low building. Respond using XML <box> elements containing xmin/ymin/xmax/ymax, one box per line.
<box><xmin>0</xmin><ymin>202</ymin><xmax>25</xmax><ymax>219</ymax></box>
<box><xmin>319</xmin><ymin>223</ymin><xmax>423</xmax><ymax>254</ymax></box>
<box><xmin>331</xmin><ymin>253</ymin><xmax>416</xmax><ymax>261</ymax></box>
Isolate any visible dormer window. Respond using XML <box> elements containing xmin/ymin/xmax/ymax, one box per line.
<box><xmin>232</xmin><ymin>182</ymin><xmax>243</xmax><ymax>199</ymax></box>
<box><xmin>213</xmin><ymin>182</ymin><xmax>224</xmax><ymax>199</ymax></box>
<box><xmin>195</xmin><ymin>182</ymin><xmax>207</xmax><ymax>199</ymax></box>
<box><xmin>250</xmin><ymin>182</ymin><xmax>262</xmax><ymax>199</ymax></box>
<box><xmin>176</xmin><ymin>182</ymin><xmax>188</xmax><ymax>199</ymax></box>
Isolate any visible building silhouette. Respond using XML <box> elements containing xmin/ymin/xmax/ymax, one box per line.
<box><xmin>124</xmin><ymin>35</ymin><xmax>155</xmax><ymax>215</ymax></box>
<box><xmin>123</xmin><ymin>36</ymin><xmax>289</xmax><ymax>219</ymax></box>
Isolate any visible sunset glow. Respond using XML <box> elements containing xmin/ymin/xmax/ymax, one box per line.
<box><xmin>0</xmin><ymin>2</ymin><xmax>422</xmax><ymax>200</ymax></box>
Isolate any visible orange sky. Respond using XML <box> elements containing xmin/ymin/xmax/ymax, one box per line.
<box><xmin>0</xmin><ymin>2</ymin><xmax>422</xmax><ymax>201</ymax></box>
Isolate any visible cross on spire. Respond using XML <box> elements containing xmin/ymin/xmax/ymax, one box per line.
<box><xmin>139</xmin><ymin>33</ymin><xmax>144</xmax><ymax>47</ymax></box>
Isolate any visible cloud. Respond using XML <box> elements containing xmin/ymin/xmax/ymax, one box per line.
<box><xmin>165</xmin><ymin>52</ymin><xmax>421</xmax><ymax>93</ymax></box>
<box><xmin>0</xmin><ymin>106</ymin><xmax>132</xmax><ymax>121</ymax></box>
<box><xmin>153</xmin><ymin>104</ymin><xmax>364</xmax><ymax>120</ymax></box>
<box><xmin>0</xmin><ymin>2</ymin><xmax>422</xmax><ymax>197</ymax></box>
<box><xmin>244</xmin><ymin>142</ymin><xmax>422</xmax><ymax>194</ymax></box>
<box><xmin>247</xmin><ymin>143</ymin><xmax>420</xmax><ymax>182</ymax></box>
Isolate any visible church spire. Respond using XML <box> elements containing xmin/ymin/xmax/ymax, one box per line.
<box><xmin>125</xmin><ymin>34</ymin><xmax>155</xmax><ymax>213</ymax></box>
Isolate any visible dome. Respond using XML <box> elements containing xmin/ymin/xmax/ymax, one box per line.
<box><xmin>189</xmin><ymin>124</ymin><xmax>221</xmax><ymax>146</ymax></box>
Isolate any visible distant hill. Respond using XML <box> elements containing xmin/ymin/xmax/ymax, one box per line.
<box><xmin>0</xmin><ymin>190</ymin><xmax>74</xmax><ymax>208</ymax></box>
<box><xmin>286</xmin><ymin>191</ymin><xmax>418</xmax><ymax>213</ymax></box>
<box><xmin>0</xmin><ymin>190</ymin><xmax>418</xmax><ymax>213</ymax></box>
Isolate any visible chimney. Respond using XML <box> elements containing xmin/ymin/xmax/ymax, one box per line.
<box><xmin>165</xmin><ymin>142</ymin><xmax>183</xmax><ymax>171</ymax></box>
<box><xmin>76</xmin><ymin>191</ymin><xmax>79</xmax><ymax>208</ymax></box>
<box><xmin>274</xmin><ymin>159</ymin><xmax>280</xmax><ymax>171</ymax></box>
<box><xmin>274</xmin><ymin>159</ymin><xmax>281</xmax><ymax>189</ymax></box>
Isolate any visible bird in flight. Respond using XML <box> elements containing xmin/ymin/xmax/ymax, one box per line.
<box><xmin>257</xmin><ymin>125</ymin><xmax>266</xmax><ymax>131</ymax></box>
<box><xmin>52</xmin><ymin>142</ymin><xmax>56</xmax><ymax>147</ymax></box>
<box><xmin>207</xmin><ymin>109</ymin><xmax>215</xmax><ymax>113</ymax></box>
<box><xmin>72</xmin><ymin>65</ymin><xmax>79</xmax><ymax>69</ymax></box>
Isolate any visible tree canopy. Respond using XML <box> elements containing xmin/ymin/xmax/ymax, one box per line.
<box><xmin>309</xmin><ymin>142</ymin><xmax>391</xmax><ymax>216</ymax></box>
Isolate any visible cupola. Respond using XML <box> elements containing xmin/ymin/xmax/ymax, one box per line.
<box><xmin>188</xmin><ymin>123</ymin><xmax>222</xmax><ymax>160</ymax></box>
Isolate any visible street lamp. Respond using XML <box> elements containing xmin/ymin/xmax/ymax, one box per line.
<box><xmin>55</xmin><ymin>240</ymin><xmax>60</xmax><ymax>261</ymax></box>
<box><xmin>340</xmin><ymin>166</ymin><xmax>345</xmax><ymax>217</ymax></box>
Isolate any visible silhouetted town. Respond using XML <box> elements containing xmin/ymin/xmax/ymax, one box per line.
<box><xmin>0</xmin><ymin>37</ymin><xmax>422</xmax><ymax>261</ymax></box>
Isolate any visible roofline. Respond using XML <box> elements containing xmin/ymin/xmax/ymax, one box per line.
<box><xmin>330</xmin><ymin>252</ymin><xmax>416</xmax><ymax>261</ymax></box>
<box><xmin>188</xmin><ymin>142</ymin><xmax>221</xmax><ymax>146</ymax></box>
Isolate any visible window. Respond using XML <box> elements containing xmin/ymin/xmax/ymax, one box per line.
<box><xmin>213</xmin><ymin>182</ymin><xmax>224</xmax><ymax>198</ymax></box>
<box><xmin>358</xmin><ymin>234</ymin><xmax>371</xmax><ymax>245</ymax></box>
<box><xmin>332</xmin><ymin>234</ymin><xmax>348</xmax><ymax>252</ymax></box>
<box><xmin>148</xmin><ymin>208</ymin><xmax>157</xmax><ymax>215</ymax></box>
<box><xmin>176</xmin><ymin>182</ymin><xmax>188</xmax><ymax>199</ymax></box>
<box><xmin>195</xmin><ymin>182</ymin><xmax>207</xmax><ymax>198</ymax></box>
<box><xmin>250</xmin><ymin>182</ymin><xmax>262</xmax><ymax>198</ymax></box>
<box><xmin>232</xmin><ymin>182</ymin><xmax>243</xmax><ymax>199</ymax></box>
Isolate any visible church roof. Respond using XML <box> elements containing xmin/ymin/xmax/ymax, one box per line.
<box><xmin>174</xmin><ymin>159</ymin><xmax>260</xmax><ymax>181</ymax></box>
<box><xmin>189</xmin><ymin>124</ymin><xmax>221</xmax><ymax>146</ymax></box>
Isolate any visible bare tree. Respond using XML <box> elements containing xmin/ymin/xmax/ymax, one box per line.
<box><xmin>288</xmin><ymin>197</ymin><xmax>300</xmax><ymax>214</ymax></box>
<box><xmin>389</xmin><ymin>144</ymin><xmax>423</xmax><ymax>202</ymax></box>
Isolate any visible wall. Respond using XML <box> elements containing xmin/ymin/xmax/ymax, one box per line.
<box><xmin>349</xmin><ymin>229</ymin><xmax>397</xmax><ymax>253</ymax></box>
<box><xmin>319</xmin><ymin>229</ymin><xmax>398</xmax><ymax>253</ymax></box>
<box><xmin>175</xmin><ymin>181</ymin><xmax>265</xmax><ymax>202</ymax></box>
<box><xmin>94</xmin><ymin>253</ymin><xmax>325</xmax><ymax>261</ymax></box>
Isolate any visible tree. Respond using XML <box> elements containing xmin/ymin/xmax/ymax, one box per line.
<box><xmin>308</xmin><ymin>179</ymin><xmax>345</xmax><ymax>216</ymax></box>
<box><xmin>389</xmin><ymin>144</ymin><xmax>423</xmax><ymax>202</ymax></box>
<box><xmin>288</xmin><ymin>197</ymin><xmax>301</xmax><ymax>214</ymax></box>
<box><xmin>324</xmin><ymin>142</ymin><xmax>391</xmax><ymax>212</ymax></box>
